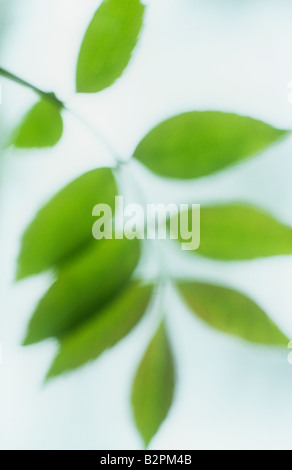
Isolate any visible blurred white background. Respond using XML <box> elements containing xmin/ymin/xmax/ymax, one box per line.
<box><xmin>1</xmin><ymin>0</ymin><xmax>292</xmax><ymax>450</ymax></box>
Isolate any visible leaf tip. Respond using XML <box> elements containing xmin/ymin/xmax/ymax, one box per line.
<box><xmin>22</xmin><ymin>326</ymin><xmax>41</xmax><ymax>347</ymax></box>
<box><xmin>44</xmin><ymin>368</ymin><xmax>55</xmax><ymax>384</ymax></box>
<box><xmin>14</xmin><ymin>264</ymin><xmax>27</xmax><ymax>282</ymax></box>
<box><xmin>22</xmin><ymin>334</ymin><xmax>33</xmax><ymax>347</ymax></box>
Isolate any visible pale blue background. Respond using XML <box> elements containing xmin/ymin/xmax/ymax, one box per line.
<box><xmin>1</xmin><ymin>0</ymin><xmax>292</xmax><ymax>450</ymax></box>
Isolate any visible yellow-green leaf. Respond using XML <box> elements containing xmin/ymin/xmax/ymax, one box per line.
<box><xmin>76</xmin><ymin>0</ymin><xmax>145</xmax><ymax>93</ymax></box>
<box><xmin>178</xmin><ymin>282</ymin><xmax>288</xmax><ymax>345</ymax></box>
<box><xmin>134</xmin><ymin>112</ymin><xmax>289</xmax><ymax>179</ymax></box>
<box><xmin>13</xmin><ymin>100</ymin><xmax>63</xmax><ymax>148</ymax></box>
<box><xmin>17</xmin><ymin>168</ymin><xmax>117</xmax><ymax>279</ymax></box>
<box><xmin>196</xmin><ymin>204</ymin><xmax>292</xmax><ymax>260</ymax></box>
<box><xmin>46</xmin><ymin>282</ymin><xmax>153</xmax><ymax>379</ymax></box>
<box><xmin>23</xmin><ymin>237</ymin><xmax>141</xmax><ymax>345</ymax></box>
<box><xmin>132</xmin><ymin>322</ymin><xmax>175</xmax><ymax>447</ymax></box>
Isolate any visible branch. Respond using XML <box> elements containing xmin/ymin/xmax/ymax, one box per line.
<box><xmin>0</xmin><ymin>66</ymin><xmax>64</xmax><ymax>108</ymax></box>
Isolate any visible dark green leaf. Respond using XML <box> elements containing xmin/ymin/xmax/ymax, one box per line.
<box><xmin>46</xmin><ymin>282</ymin><xmax>153</xmax><ymax>379</ymax></box>
<box><xmin>23</xmin><ymin>237</ymin><xmax>141</xmax><ymax>345</ymax></box>
<box><xmin>16</xmin><ymin>168</ymin><xmax>117</xmax><ymax>279</ymax></box>
<box><xmin>196</xmin><ymin>204</ymin><xmax>292</xmax><ymax>260</ymax></box>
<box><xmin>177</xmin><ymin>281</ymin><xmax>288</xmax><ymax>345</ymax></box>
<box><xmin>13</xmin><ymin>100</ymin><xmax>63</xmax><ymax>148</ymax></box>
<box><xmin>76</xmin><ymin>0</ymin><xmax>145</xmax><ymax>93</ymax></box>
<box><xmin>132</xmin><ymin>322</ymin><xmax>175</xmax><ymax>447</ymax></box>
<box><xmin>134</xmin><ymin>112</ymin><xmax>289</xmax><ymax>179</ymax></box>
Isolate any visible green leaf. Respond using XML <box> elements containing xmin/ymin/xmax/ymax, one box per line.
<box><xmin>76</xmin><ymin>0</ymin><xmax>145</xmax><ymax>93</ymax></box>
<box><xmin>177</xmin><ymin>281</ymin><xmax>288</xmax><ymax>345</ymax></box>
<box><xmin>17</xmin><ymin>168</ymin><xmax>117</xmax><ymax>279</ymax></box>
<box><xmin>132</xmin><ymin>322</ymin><xmax>175</xmax><ymax>447</ymax></box>
<box><xmin>134</xmin><ymin>112</ymin><xmax>289</xmax><ymax>179</ymax></box>
<box><xmin>23</xmin><ymin>237</ymin><xmax>141</xmax><ymax>345</ymax></box>
<box><xmin>13</xmin><ymin>100</ymin><xmax>63</xmax><ymax>148</ymax></box>
<box><xmin>46</xmin><ymin>282</ymin><xmax>154</xmax><ymax>379</ymax></box>
<box><xmin>195</xmin><ymin>204</ymin><xmax>292</xmax><ymax>260</ymax></box>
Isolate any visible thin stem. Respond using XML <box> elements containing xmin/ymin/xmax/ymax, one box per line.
<box><xmin>0</xmin><ymin>66</ymin><xmax>64</xmax><ymax>108</ymax></box>
<box><xmin>0</xmin><ymin>65</ymin><xmax>124</xmax><ymax>166</ymax></box>
<box><xmin>156</xmin><ymin>278</ymin><xmax>167</xmax><ymax>316</ymax></box>
<box><xmin>122</xmin><ymin>161</ymin><xmax>170</xmax><ymax>284</ymax></box>
<box><xmin>65</xmin><ymin>107</ymin><xmax>125</xmax><ymax>166</ymax></box>
<box><xmin>1</xmin><ymin>65</ymin><xmax>170</xmax><ymax>309</ymax></box>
